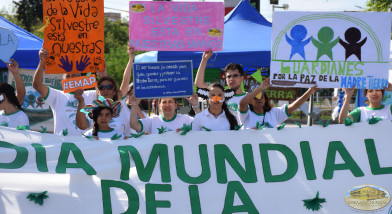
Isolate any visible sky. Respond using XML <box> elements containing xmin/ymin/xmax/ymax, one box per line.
<box><xmin>0</xmin><ymin>0</ymin><xmax>369</xmax><ymax>22</ymax></box>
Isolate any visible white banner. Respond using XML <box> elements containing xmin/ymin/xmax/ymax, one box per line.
<box><xmin>0</xmin><ymin>122</ymin><xmax>392</xmax><ymax>213</ymax></box>
<box><xmin>271</xmin><ymin>12</ymin><xmax>392</xmax><ymax>89</ymax></box>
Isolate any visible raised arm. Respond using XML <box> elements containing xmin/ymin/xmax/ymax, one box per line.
<box><xmin>119</xmin><ymin>44</ymin><xmax>136</xmax><ymax>98</ymax></box>
<box><xmin>74</xmin><ymin>89</ymin><xmax>90</xmax><ymax>130</ymax></box>
<box><xmin>6</xmin><ymin>59</ymin><xmax>25</xmax><ymax>105</ymax></box>
<box><xmin>239</xmin><ymin>78</ymin><xmax>271</xmax><ymax>112</ymax></box>
<box><xmin>287</xmin><ymin>86</ymin><xmax>318</xmax><ymax>115</ymax></box>
<box><xmin>32</xmin><ymin>48</ymin><xmax>49</xmax><ymax>98</ymax></box>
<box><xmin>194</xmin><ymin>51</ymin><xmax>213</xmax><ymax>89</ymax></box>
<box><xmin>129</xmin><ymin>94</ymin><xmax>142</xmax><ymax>132</ymax></box>
<box><xmin>338</xmin><ymin>87</ymin><xmax>355</xmax><ymax>124</ymax></box>
<box><xmin>185</xmin><ymin>93</ymin><xmax>201</xmax><ymax>114</ymax></box>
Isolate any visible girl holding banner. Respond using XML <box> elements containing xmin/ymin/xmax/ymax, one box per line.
<box><xmin>81</xmin><ymin>98</ymin><xmax>123</xmax><ymax>140</ymax></box>
<box><xmin>238</xmin><ymin>78</ymin><xmax>319</xmax><ymax>129</ymax></box>
<box><xmin>338</xmin><ymin>86</ymin><xmax>392</xmax><ymax>123</ymax></box>
<box><xmin>192</xmin><ymin>83</ymin><xmax>239</xmax><ymax>131</ymax></box>
<box><xmin>129</xmin><ymin>94</ymin><xmax>200</xmax><ymax>134</ymax></box>
<box><xmin>0</xmin><ymin>83</ymin><xmax>29</xmax><ymax>128</ymax></box>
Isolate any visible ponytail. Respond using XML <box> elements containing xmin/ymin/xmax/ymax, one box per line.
<box><xmin>0</xmin><ymin>83</ymin><xmax>22</xmax><ymax>110</ymax></box>
<box><xmin>222</xmin><ymin>102</ymin><xmax>238</xmax><ymax>130</ymax></box>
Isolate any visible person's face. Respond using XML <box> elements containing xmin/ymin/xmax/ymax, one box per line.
<box><xmin>63</xmin><ymin>73</ymin><xmax>81</xmax><ymax>80</ymax></box>
<box><xmin>250</xmin><ymin>93</ymin><xmax>265</xmax><ymax>108</ymax></box>
<box><xmin>159</xmin><ymin>98</ymin><xmax>177</xmax><ymax>115</ymax></box>
<box><xmin>208</xmin><ymin>87</ymin><xmax>224</xmax><ymax>107</ymax></box>
<box><xmin>366</xmin><ymin>89</ymin><xmax>383</xmax><ymax>103</ymax></box>
<box><xmin>98</xmin><ymin>80</ymin><xmax>116</xmax><ymax>99</ymax></box>
<box><xmin>97</xmin><ymin>108</ymin><xmax>112</xmax><ymax>127</ymax></box>
<box><xmin>225</xmin><ymin>69</ymin><xmax>243</xmax><ymax>91</ymax></box>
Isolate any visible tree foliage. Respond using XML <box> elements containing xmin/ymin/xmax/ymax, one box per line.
<box><xmin>12</xmin><ymin>0</ymin><xmax>43</xmax><ymax>31</ymax></box>
<box><xmin>366</xmin><ymin>0</ymin><xmax>392</xmax><ymax>11</ymax></box>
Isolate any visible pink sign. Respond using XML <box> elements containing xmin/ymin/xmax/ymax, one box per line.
<box><xmin>129</xmin><ymin>1</ymin><xmax>224</xmax><ymax>51</ymax></box>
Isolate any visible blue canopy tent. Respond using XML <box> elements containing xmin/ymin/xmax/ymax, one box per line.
<box><xmin>0</xmin><ymin>16</ymin><xmax>43</xmax><ymax>69</ymax></box>
<box><xmin>135</xmin><ymin>0</ymin><xmax>272</xmax><ymax>71</ymax></box>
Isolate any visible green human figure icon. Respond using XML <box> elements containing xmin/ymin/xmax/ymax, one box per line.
<box><xmin>311</xmin><ymin>27</ymin><xmax>340</xmax><ymax>61</ymax></box>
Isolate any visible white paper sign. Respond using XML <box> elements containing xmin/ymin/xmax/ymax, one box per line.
<box><xmin>271</xmin><ymin>12</ymin><xmax>392</xmax><ymax>89</ymax></box>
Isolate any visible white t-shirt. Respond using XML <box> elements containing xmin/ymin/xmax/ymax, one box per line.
<box><xmin>139</xmin><ymin>114</ymin><xmax>193</xmax><ymax>134</ymax></box>
<box><xmin>84</xmin><ymin>128</ymin><xmax>123</xmax><ymax>141</ymax></box>
<box><xmin>122</xmin><ymin>103</ymin><xmax>148</xmax><ymax>136</ymax></box>
<box><xmin>226</xmin><ymin>92</ymin><xmax>246</xmax><ymax>113</ymax></box>
<box><xmin>0</xmin><ymin>110</ymin><xmax>29</xmax><ymax>128</ymax></box>
<box><xmin>239</xmin><ymin>105</ymin><xmax>290</xmax><ymax>129</ymax></box>
<box><xmin>44</xmin><ymin>87</ymin><xmax>96</xmax><ymax>136</ymax></box>
<box><xmin>349</xmin><ymin>105</ymin><xmax>392</xmax><ymax>123</ymax></box>
<box><xmin>192</xmin><ymin>109</ymin><xmax>232</xmax><ymax>131</ymax></box>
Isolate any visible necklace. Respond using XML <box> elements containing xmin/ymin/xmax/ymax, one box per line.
<box><xmin>208</xmin><ymin>108</ymin><xmax>222</xmax><ymax>118</ymax></box>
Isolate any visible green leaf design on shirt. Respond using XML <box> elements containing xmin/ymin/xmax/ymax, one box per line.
<box><xmin>111</xmin><ymin>133</ymin><xmax>122</xmax><ymax>140</ymax></box>
<box><xmin>40</xmin><ymin>126</ymin><xmax>47</xmax><ymax>133</ymax></box>
<box><xmin>62</xmin><ymin>129</ymin><xmax>68</xmax><ymax>136</ymax></box>
<box><xmin>130</xmin><ymin>131</ymin><xmax>145</xmax><ymax>138</ymax></box>
<box><xmin>343</xmin><ymin>117</ymin><xmax>354</xmax><ymax>126</ymax></box>
<box><xmin>368</xmin><ymin>116</ymin><xmax>382</xmax><ymax>125</ymax></box>
<box><xmin>277</xmin><ymin>123</ymin><xmax>286</xmax><ymax>130</ymax></box>
<box><xmin>16</xmin><ymin>125</ymin><xmax>30</xmax><ymax>130</ymax></box>
<box><xmin>295</xmin><ymin>121</ymin><xmax>302</xmax><ymax>128</ymax></box>
<box><xmin>157</xmin><ymin>126</ymin><xmax>167</xmax><ymax>134</ymax></box>
<box><xmin>180</xmin><ymin>124</ymin><xmax>192</xmax><ymax>135</ymax></box>
<box><xmin>202</xmin><ymin>126</ymin><xmax>211</xmax><ymax>131</ymax></box>
<box><xmin>317</xmin><ymin>119</ymin><xmax>330</xmax><ymax>127</ymax></box>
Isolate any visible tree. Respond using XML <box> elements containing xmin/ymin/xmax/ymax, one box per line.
<box><xmin>366</xmin><ymin>0</ymin><xmax>392</xmax><ymax>11</ymax></box>
<box><xmin>13</xmin><ymin>0</ymin><xmax>43</xmax><ymax>32</ymax></box>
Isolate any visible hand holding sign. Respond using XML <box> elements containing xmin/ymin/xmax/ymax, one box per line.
<box><xmin>5</xmin><ymin>59</ymin><xmax>19</xmax><ymax>75</ymax></box>
<box><xmin>0</xmin><ymin>27</ymin><xmax>18</xmax><ymax>64</ymax></box>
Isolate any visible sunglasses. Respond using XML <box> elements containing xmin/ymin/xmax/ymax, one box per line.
<box><xmin>226</xmin><ymin>74</ymin><xmax>241</xmax><ymax>79</ymax></box>
<box><xmin>98</xmin><ymin>85</ymin><xmax>114</xmax><ymax>91</ymax></box>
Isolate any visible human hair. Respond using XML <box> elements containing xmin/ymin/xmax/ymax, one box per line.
<box><xmin>363</xmin><ymin>89</ymin><xmax>385</xmax><ymax>97</ymax></box>
<box><xmin>158</xmin><ymin>97</ymin><xmax>177</xmax><ymax>104</ymax></box>
<box><xmin>208</xmin><ymin>83</ymin><xmax>239</xmax><ymax>130</ymax></box>
<box><xmin>128</xmin><ymin>83</ymin><xmax>134</xmax><ymax>95</ymax></box>
<box><xmin>224</xmin><ymin>63</ymin><xmax>244</xmax><ymax>76</ymax></box>
<box><xmin>0</xmin><ymin>83</ymin><xmax>22</xmax><ymax>110</ymax></box>
<box><xmin>97</xmin><ymin>76</ymin><xmax>120</xmax><ymax>101</ymax></box>
<box><xmin>91</xmin><ymin>106</ymin><xmax>113</xmax><ymax>137</ymax></box>
<box><xmin>249</xmin><ymin>92</ymin><xmax>273</xmax><ymax>113</ymax></box>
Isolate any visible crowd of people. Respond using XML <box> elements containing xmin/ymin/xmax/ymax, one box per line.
<box><xmin>1</xmin><ymin>48</ymin><xmax>392</xmax><ymax>139</ymax></box>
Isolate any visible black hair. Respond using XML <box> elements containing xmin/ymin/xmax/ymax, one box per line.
<box><xmin>97</xmin><ymin>76</ymin><xmax>120</xmax><ymax>101</ymax></box>
<box><xmin>249</xmin><ymin>92</ymin><xmax>273</xmax><ymax>113</ymax></box>
<box><xmin>0</xmin><ymin>83</ymin><xmax>22</xmax><ymax>110</ymax></box>
<box><xmin>363</xmin><ymin>89</ymin><xmax>385</xmax><ymax>97</ymax></box>
<box><xmin>208</xmin><ymin>83</ymin><xmax>239</xmax><ymax>130</ymax></box>
<box><xmin>91</xmin><ymin>106</ymin><xmax>113</xmax><ymax>137</ymax></box>
<box><xmin>224</xmin><ymin>63</ymin><xmax>244</xmax><ymax>76</ymax></box>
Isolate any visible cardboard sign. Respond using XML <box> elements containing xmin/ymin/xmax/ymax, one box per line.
<box><xmin>133</xmin><ymin>61</ymin><xmax>193</xmax><ymax>98</ymax></box>
<box><xmin>270</xmin><ymin>12</ymin><xmax>392</xmax><ymax>89</ymax></box>
<box><xmin>265</xmin><ymin>88</ymin><xmax>298</xmax><ymax>100</ymax></box>
<box><xmin>1</xmin><ymin>121</ymin><xmax>392</xmax><ymax>213</ymax></box>
<box><xmin>0</xmin><ymin>27</ymin><xmax>18</xmax><ymax>63</ymax></box>
<box><xmin>61</xmin><ymin>74</ymin><xmax>97</xmax><ymax>93</ymax></box>
<box><xmin>129</xmin><ymin>1</ymin><xmax>224</xmax><ymax>51</ymax></box>
<box><xmin>43</xmin><ymin>0</ymin><xmax>104</xmax><ymax>74</ymax></box>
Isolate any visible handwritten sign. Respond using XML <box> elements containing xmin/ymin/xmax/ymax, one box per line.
<box><xmin>129</xmin><ymin>1</ymin><xmax>224</xmax><ymax>51</ymax></box>
<box><xmin>0</xmin><ymin>27</ymin><xmax>18</xmax><ymax>63</ymax></box>
<box><xmin>61</xmin><ymin>74</ymin><xmax>97</xmax><ymax>93</ymax></box>
<box><xmin>270</xmin><ymin>12</ymin><xmax>392</xmax><ymax>89</ymax></box>
<box><xmin>43</xmin><ymin>0</ymin><xmax>104</xmax><ymax>74</ymax></box>
<box><xmin>133</xmin><ymin>61</ymin><xmax>193</xmax><ymax>98</ymax></box>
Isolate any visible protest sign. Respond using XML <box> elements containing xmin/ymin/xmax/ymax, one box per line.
<box><xmin>61</xmin><ymin>74</ymin><xmax>97</xmax><ymax>93</ymax></box>
<box><xmin>129</xmin><ymin>1</ymin><xmax>224</xmax><ymax>51</ymax></box>
<box><xmin>0</xmin><ymin>121</ymin><xmax>392</xmax><ymax>213</ymax></box>
<box><xmin>42</xmin><ymin>0</ymin><xmax>104</xmax><ymax>74</ymax></box>
<box><xmin>271</xmin><ymin>12</ymin><xmax>392</xmax><ymax>89</ymax></box>
<box><xmin>133</xmin><ymin>61</ymin><xmax>193</xmax><ymax>98</ymax></box>
<box><xmin>265</xmin><ymin>88</ymin><xmax>298</xmax><ymax>100</ymax></box>
<box><xmin>0</xmin><ymin>27</ymin><xmax>18</xmax><ymax>63</ymax></box>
